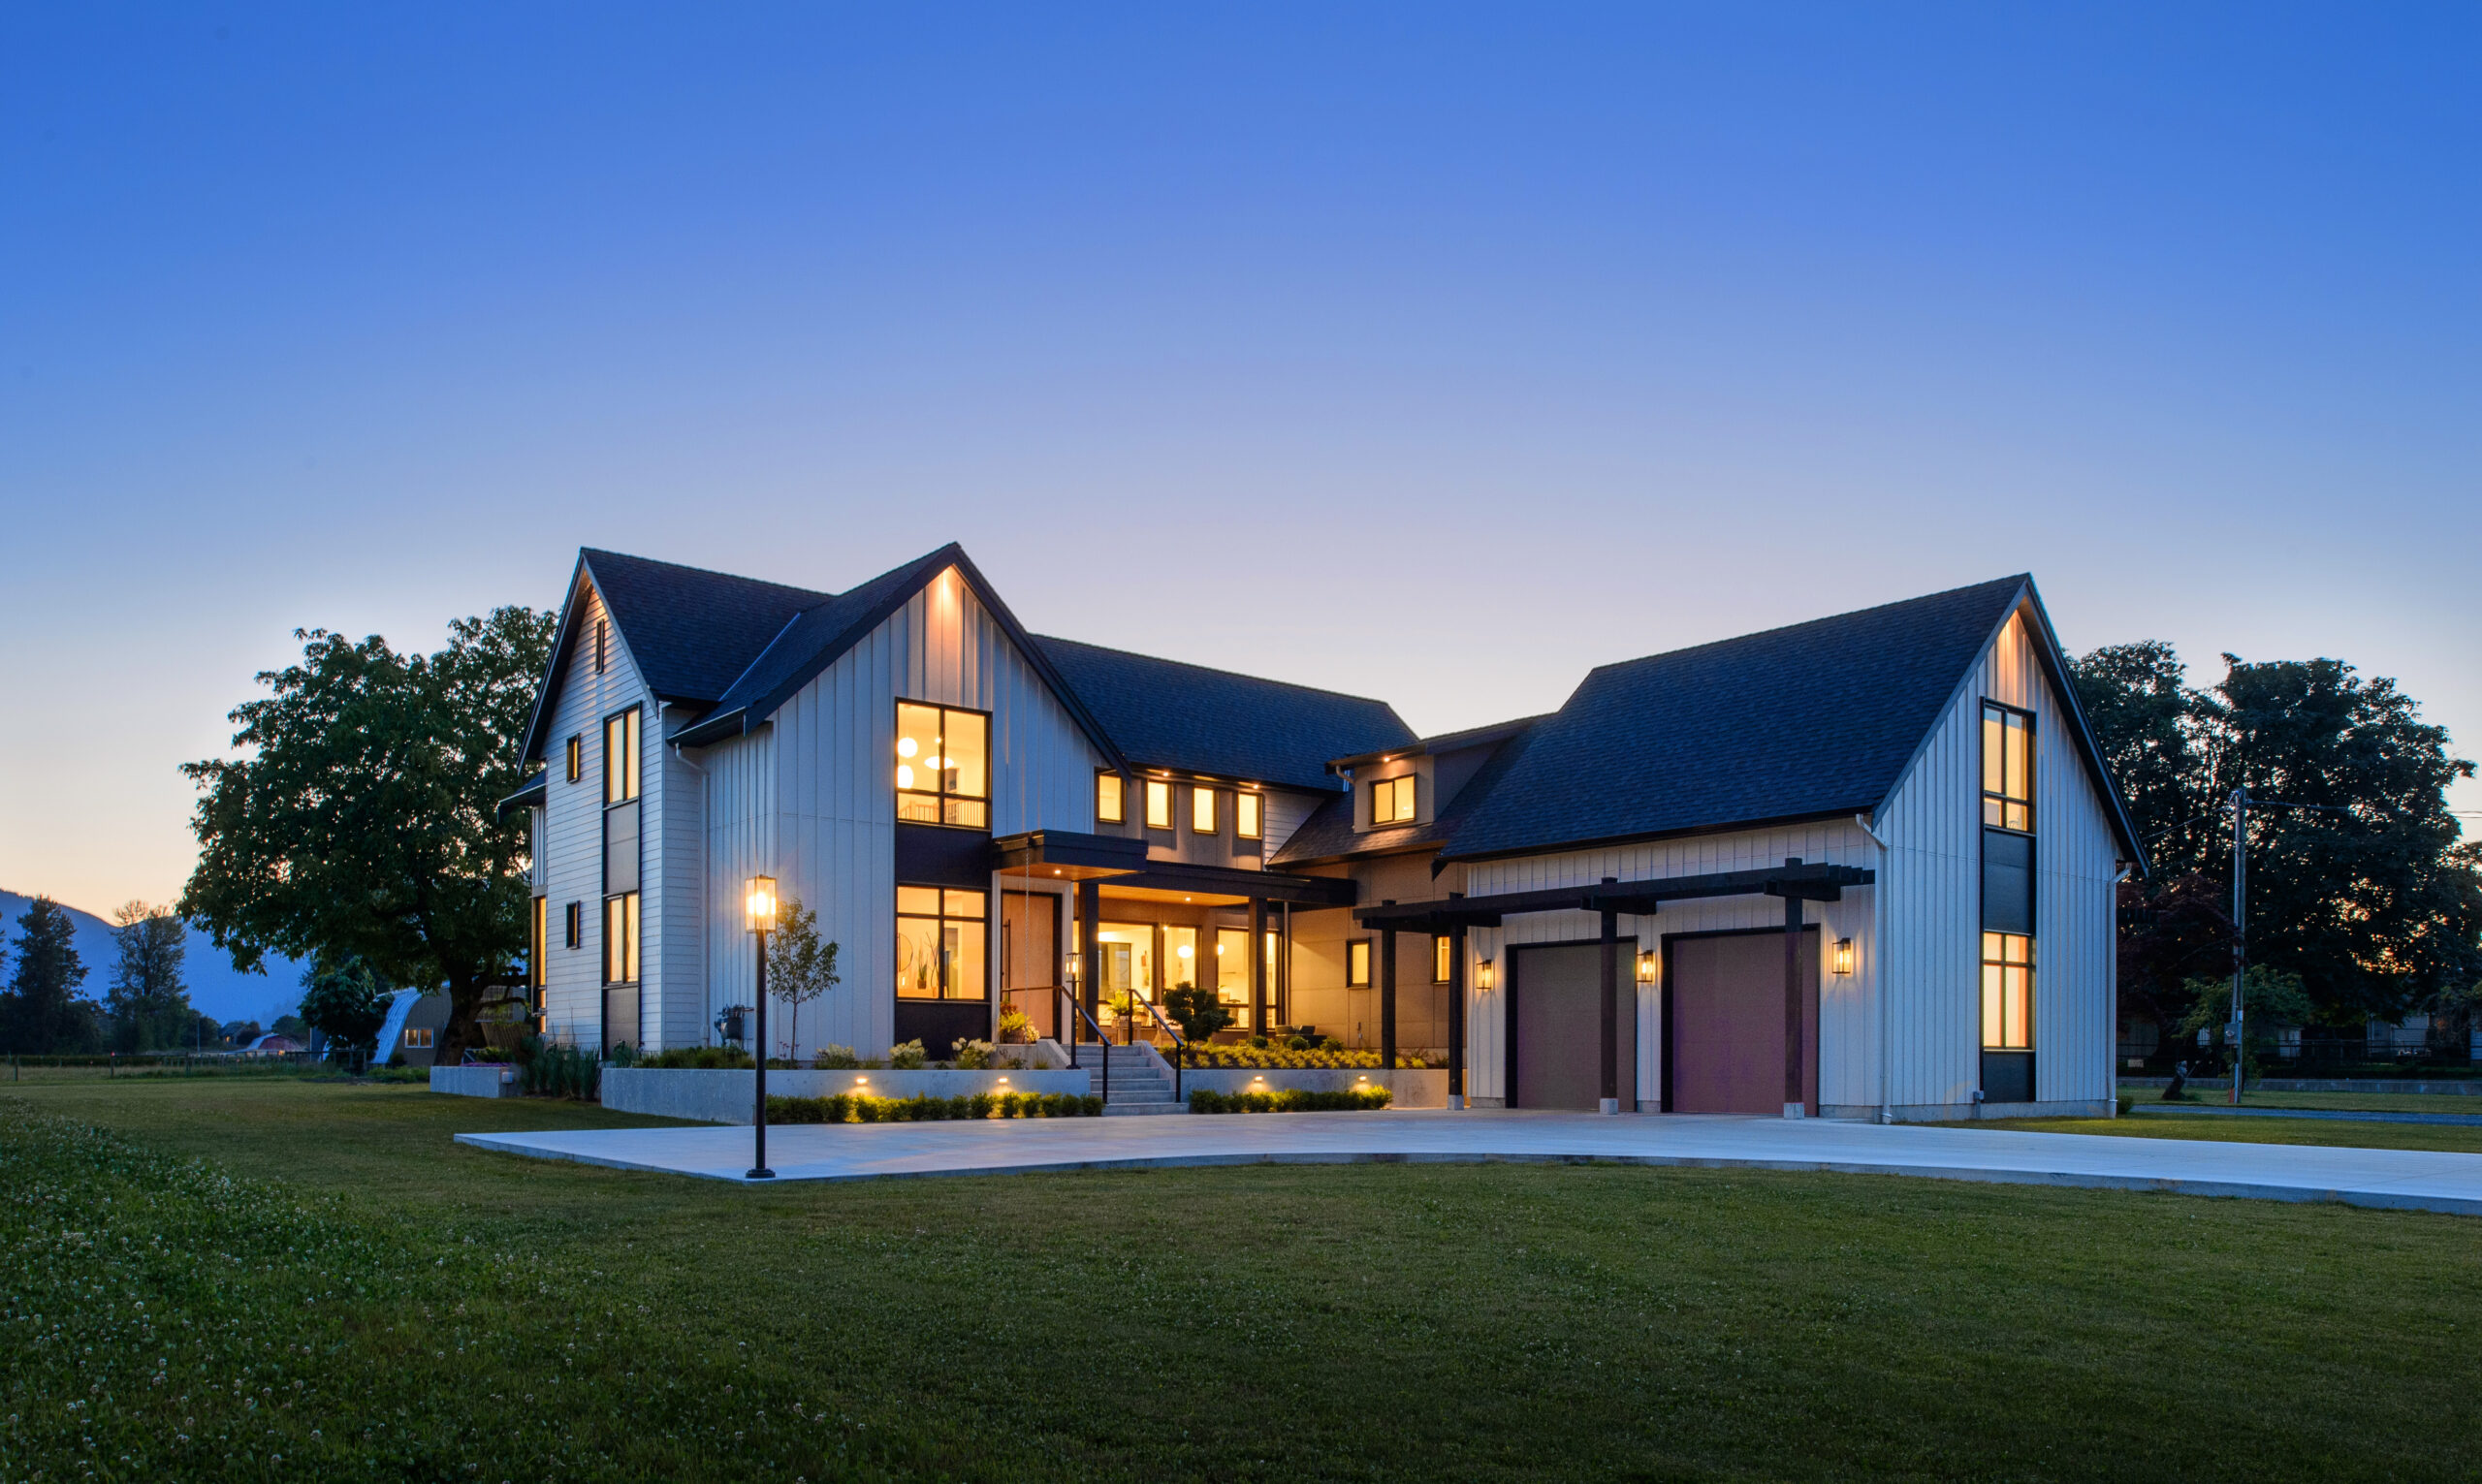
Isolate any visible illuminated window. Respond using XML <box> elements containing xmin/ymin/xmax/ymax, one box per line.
<box><xmin>1192</xmin><ymin>785</ymin><xmax>1219</xmax><ymax>837</ymax></box>
<box><xmin>1144</xmin><ymin>778</ymin><xmax>1174</xmax><ymax>831</ymax></box>
<box><xmin>564</xmin><ymin>735</ymin><xmax>582</xmax><ymax>783</ymax></box>
<box><xmin>1215</xmin><ymin>928</ymin><xmax>1251</xmax><ymax>1018</ymax></box>
<box><xmin>1096</xmin><ymin>772</ymin><xmax>1125</xmax><ymax>824</ymax></box>
<box><xmin>897</xmin><ymin>886</ymin><xmax>988</xmax><ymax>1000</ymax></box>
<box><xmin>603</xmin><ymin>709</ymin><xmax>641</xmax><ymax>805</ymax></box>
<box><xmin>1236</xmin><ymin>793</ymin><xmax>1263</xmax><ymax>840</ymax></box>
<box><xmin>1981</xmin><ymin>932</ymin><xmax>2033</xmax><ymax>1050</ymax></box>
<box><xmin>1165</xmin><ymin>926</ymin><xmax>1199</xmax><ymax>990</ymax></box>
<box><xmin>530</xmin><ymin>898</ymin><xmax>547</xmax><ymax>989</ymax></box>
<box><xmin>404</xmin><ymin>1027</ymin><xmax>433</xmax><ymax>1049</ymax></box>
<box><xmin>1434</xmin><ymin>934</ymin><xmax>1452</xmax><ymax>983</ymax></box>
<box><xmin>1346</xmin><ymin>939</ymin><xmax>1372</xmax><ymax>987</ymax></box>
<box><xmin>603</xmin><ymin>893</ymin><xmax>640</xmax><ymax>985</ymax></box>
<box><xmin>1982</xmin><ymin>704</ymin><xmax>2033</xmax><ymax>833</ymax></box>
<box><xmin>895</xmin><ymin>702</ymin><xmax>990</xmax><ymax>829</ymax></box>
<box><xmin>1369</xmin><ymin>774</ymin><xmax>1416</xmax><ymax>826</ymax></box>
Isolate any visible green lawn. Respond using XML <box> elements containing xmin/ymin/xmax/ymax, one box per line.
<box><xmin>1994</xmin><ymin>1110</ymin><xmax>2482</xmax><ymax>1154</ymax></box>
<box><xmin>7</xmin><ymin>1080</ymin><xmax>2481</xmax><ymax>1482</ymax></box>
<box><xmin>2119</xmin><ymin>1082</ymin><xmax>2482</xmax><ymax>1115</ymax></box>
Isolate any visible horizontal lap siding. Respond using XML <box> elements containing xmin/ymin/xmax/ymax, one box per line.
<box><xmin>1878</xmin><ymin>610</ymin><xmax>2121</xmax><ymax>1110</ymax></box>
<box><xmin>1463</xmin><ymin>821</ymin><xmax>1878</xmax><ymax>1108</ymax></box>
<box><xmin>703</xmin><ymin>571</ymin><xmax>1101</xmax><ymax>1061</ymax></box>
<box><xmin>541</xmin><ymin>583</ymin><xmax>652</xmax><ymax>1051</ymax></box>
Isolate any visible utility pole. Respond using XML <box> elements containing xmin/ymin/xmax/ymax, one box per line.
<box><xmin>2230</xmin><ymin>787</ymin><xmax>2247</xmax><ymax>1106</ymax></box>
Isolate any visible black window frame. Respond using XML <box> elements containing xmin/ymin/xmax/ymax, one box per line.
<box><xmin>564</xmin><ymin>735</ymin><xmax>582</xmax><ymax>783</ymax></box>
<box><xmin>595</xmin><ymin>617</ymin><xmax>608</xmax><ymax>675</ymax></box>
<box><xmin>1346</xmin><ymin>938</ymin><xmax>1373</xmax><ymax>988</ymax></box>
<box><xmin>1368</xmin><ymin>774</ymin><xmax>1416</xmax><ymax>827</ymax></box>
<box><xmin>563</xmin><ymin>900</ymin><xmax>583</xmax><ymax>950</ymax></box>
<box><xmin>602</xmin><ymin>892</ymin><xmax>640</xmax><ymax>986</ymax></box>
<box><xmin>894</xmin><ymin>699</ymin><xmax>992</xmax><ymax>831</ymax></box>
<box><xmin>1981</xmin><ymin>930</ymin><xmax>2034</xmax><ymax>1051</ymax></box>
<box><xmin>1095</xmin><ymin>771</ymin><xmax>1126</xmax><ymax>825</ymax></box>
<box><xmin>1433</xmin><ymin>933</ymin><xmax>1452</xmax><ymax>983</ymax></box>
<box><xmin>603</xmin><ymin>707</ymin><xmax>642</xmax><ymax>805</ymax></box>
<box><xmin>896</xmin><ymin>883</ymin><xmax>990</xmax><ymax>1002</ymax></box>
<box><xmin>1981</xmin><ymin>700</ymin><xmax>2035</xmax><ymax>834</ymax></box>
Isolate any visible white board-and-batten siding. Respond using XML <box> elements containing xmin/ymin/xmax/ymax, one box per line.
<box><xmin>1460</xmin><ymin>820</ymin><xmax>1880</xmax><ymax>1111</ymax></box>
<box><xmin>1873</xmin><ymin>608</ymin><xmax>2122</xmax><ymax>1113</ymax></box>
<box><xmin>700</xmin><ymin>570</ymin><xmax>1105</xmax><ymax>1059</ymax></box>
<box><xmin>538</xmin><ymin>580</ymin><xmax>695</xmax><ymax>1052</ymax></box>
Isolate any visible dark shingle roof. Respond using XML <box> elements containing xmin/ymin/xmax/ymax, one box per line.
<box><xmin>1271</xmin><ymin>717</ymin><xmax>1542</xmax><ymax>865</ymax></box>
<box><xmin>1032</xmin><ymin>637</ymin><xmax>1415</xmax><ymax>794</ymax></box>
<box><xmin>582</xmin><ymin>550</ymin><xmax>828</xmax><ymax>704</ymax></box>
<box><xmin>696</xmin><ymin>548</ymin><xmax>961</xmax><ymax>720</ymax></box>
<box><xmin>1440</xmin><ymin>577</ymin><xmax>2034</xmax><ymax>861</ymax></box>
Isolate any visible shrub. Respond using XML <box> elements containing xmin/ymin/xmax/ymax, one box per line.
<box><xmin>953</xmin><ymin>1038</ymin><xmax>996</xmax><ymax>1070</ymax></box>
<box><xmin>997</xmin><ymin>1008</ymin><xmax>1034</xmax><ymax>1044</ymax></box>
<box><xmin>888</xmin><ymin>1039</ymin><xmax>928</xmax><ymax>1070</ymax></box>
<box><xmin>638</xmin><ymin>1044</ymin><xmax>753</xmax><ymax>1070</ymax></box>
<box><xmin>1188</xmin><ymin>1087</ymin><xmax>1392</xmax><ymax>1115</ymax></box>
<box><xmin>814</xmin><ymin>1044</ymin><xmax>861</xmax><ymax>1069</ymax></box>
<box><xmin>764</xmin><ymin>1089</ymin><xmax>1098</xmax><ymax>1122</ymax></box>
<box><xmin>606</xmin><ymin>1042</ymin><xmax>638</xmax><ymax>1067</ymax></box>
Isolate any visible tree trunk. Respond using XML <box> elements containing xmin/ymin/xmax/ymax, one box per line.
<box><xmin>431</xmin><ymin>969</ymin><xmax>487</xmax><ymax>1069</ymax></box>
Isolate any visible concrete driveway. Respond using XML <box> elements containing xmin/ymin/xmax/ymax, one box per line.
<box><xmin>454</xmin><ymin>1109</ymin><xmax>2482</xmax><ymax>1216</ymax></box>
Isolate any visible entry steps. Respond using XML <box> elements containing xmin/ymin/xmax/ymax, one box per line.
<box><xmin>1073</xmin><ymin>1043</ymin><xmax>1189</xmax><ymax>1116</ymax></box>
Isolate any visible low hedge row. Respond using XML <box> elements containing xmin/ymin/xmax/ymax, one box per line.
<box><xmin>1187</xmin><ymin>1087</ymin><xmax>1393</xmax><ymax>1114</ymax></box>
<box><xmin>765</xmin><ymin>1091</ymin><xmax>1100</xmax><ymax>1123</ymax></box>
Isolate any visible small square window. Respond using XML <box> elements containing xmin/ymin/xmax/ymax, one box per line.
<box><xmin>1096</xmin><ymin>773</ymin><xmax>1125</xmax><ymax>824</ymax></box>
<box><xmin>1369</xmin><ymin>775</ymin><xmax>1416</xmax><ymax>826</ymax></box>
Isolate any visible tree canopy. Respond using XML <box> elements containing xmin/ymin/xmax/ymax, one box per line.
<box><xmin>2072</xmin><ymin>643</ymin><xmax>2482</xmax><ymax>1030</ymax></box>
<box><xmin>106</xmin><ymin>901</ymin><xmax>192</xmax><ymax>1053</ymax></box>
<box><xmin>1</xmin><ymin>897</ymin><xmax>100</xmax><ymax>1055</ymax></box>
<box><xmin>298</xmin><ymin>953</ymin><xmax>391</xmax><ymax>1068</ymax></box>
<box><xmin>180</xmin><ymin>606</ymin><xmax>556</xmax><ymax>1065</ymax></box>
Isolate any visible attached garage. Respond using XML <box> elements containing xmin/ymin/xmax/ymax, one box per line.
<box><xmin>1509</xmin><ymin>941</ymin><xmax>1637</xmax><ymax>1110</ymax></box>
<box><xmin>1663</xmin><ymin>928</ymin><xmax>1818</xmax><ymax>1116</ymax></box>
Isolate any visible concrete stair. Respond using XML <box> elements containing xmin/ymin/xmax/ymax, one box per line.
<box><xmin>1076</xmin><ymin>1043</ymin><xmax>1189</xmax><ymax>1115</ymax></box>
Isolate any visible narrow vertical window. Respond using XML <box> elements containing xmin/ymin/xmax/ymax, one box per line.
<box><xmin>603</xmin><ymin>709</ymin><xmax>641</xmax><ymax>805</ymax></box>
<box><xmin>563</xmin><ymin>900</ymin><xmax>582</xmax><ymax>950</ymax></box>
<box><xmin>1981</xmin><ymin>931</ymin><xmax>2032</xmax><ymax>1050</ymax></box>
<box><xmin>603</xmin><ymin>893</ymin><xmax>639</xmax><ymax>984</ymax></box>
<box><xmin>564</xmin><ymin>736</ymin><xmax>582</xmax><ymax>783</ymax></box>
<box><xmin>530</xmin><ymin>898</ymin><xmax>548</xmax><ymax>988</ymax></box>
<box><xmin>1981</xmin><ymin>704</ymin><xmax>2033</xmax><ymax>832</ymax></box>
<box><xmin>1192</xmin><ymin>785</ymin><xmax>1219</xmax><ymax>837</ymax></box>
<box><xmin>1096</xmin><ymin>772</ymin><xmax>1125</xmax><ymax>824</ymax></box>
<box><xmin>1433</xmin><ymin>934</ymin><xmax>1451</xmax><ymax>983</ymax></box>
<box><xmin>595</xmin><ymin>618</ymin><xmax>608</xmax><ymax>675</ymax></box>
<box><xmin>1236</xmin><ymin>793</ymin><xmax>1263</xmax><ymax>840</ymax></box>
<box><xmin>1144</xmin><ymin>779</ymin><xmax>1174</xmax><ymax>831</ymax></box>
<box><xmin>1346</xmin><ymin>939</ymin><xmax>1372</xmax><ymax>988</ymax></box>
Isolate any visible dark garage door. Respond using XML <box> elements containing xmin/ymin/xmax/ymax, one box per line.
<box><xmin>1666</xmin><ymin>929</ymin><xmax>1818</xmax><ymax>1116</ymax></box>
<box><xmin>1511</xmin><ymin>942</ymin><xmax>1637</xmax><ymax>1110</ymax></box>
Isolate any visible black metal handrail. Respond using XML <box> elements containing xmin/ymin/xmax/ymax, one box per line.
<box><xmin>1055</xmin><ymin>986</ymin><xmax>1109</xmax><ymax>1107</ymax></box>
<box><xmin>1131</xmin><ymin>996</ymin><xmax>1189</xmax><ymax>1105</ymax></box>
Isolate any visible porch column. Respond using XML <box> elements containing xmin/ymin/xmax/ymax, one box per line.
<box><xmin>1783</xmin><ymin>858</ymin><xmax>1804</xmax><ymax>1120</ymax></box>
<box><xmin>1448</xmin><ymin>912</ymin><xmax>1467</xmax><ymax>1109</ymax></box>
<box><xmin>1599</xmin><ymin>894</ymin><xmax>1620</xmax><ymax>1115</ymax></box>
<box><xmin>1379</xmin><ymin>926</ymin><xmax>1398</xmax><ymax>1069</ymax></box>
<box><xmin>1078</xmin><ymin>879</ymin><xmax>1100</xmax><ymax>1037</ymax></box>
<box><xmin>1248</xmin><ymin>897</ymin><xmax>1267</xmax><ymax>1036</ymax></box>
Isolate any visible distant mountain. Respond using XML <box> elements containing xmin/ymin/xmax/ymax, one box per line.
<box><xmin>0</xmin><ymin>890</ymin><xmax>305</xmax><ymax>1026</ymax></box>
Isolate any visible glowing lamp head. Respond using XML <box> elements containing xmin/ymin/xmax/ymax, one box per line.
<box><xmin>745</xmin><ymin>875</ymin><xmax>778</xmax><ymax>933</ymax></box>
<box><xmin>895</xmin><ymin>764</ymin><xmax>916</xmax><ymax>789</ymax></box>
<box><xmin>1478</xmin><ymin>957</ymin><xmax>1496</xmax><ymax>991</ymax></box>
<box><xmin>1833</xmin><ymin>937</ymin><xmax>1856</xmax><ymax>976</ymax></box>
<box><xmin>896</xmin><ymin>736</ymin><xmax>918</xmax><ymax>758</ymax></box>
<box><xmin>1636</xmin><ymin>949</ymin><xmax>1657</xmax><ymax>985</ymax></box>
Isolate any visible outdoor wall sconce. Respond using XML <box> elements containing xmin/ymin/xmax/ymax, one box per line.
<box><xmin>1636</xmin><ymin>949</ymin><xmax>1657</xmax><ymax>985</ymax></box>
<box><xmin>1477</xmin><ymin>958</ymin><xmax>1495</xmax><ymax>991</ymax></box>
<box><xmin>1833</xmin><ymin>937</ymin><xmax>1855</xmax><ymax>976</ymax></box>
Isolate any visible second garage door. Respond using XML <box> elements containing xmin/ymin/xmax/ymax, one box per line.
<box><xmin>1511</xmin><ymin>942</ymin><xmax>1637</xmax><ymax>1110</ymax></box>
<box><xmin>1665</xmin><ymin>929</ymin><xmax>1819</xmax><ymax>1116</ymax></box>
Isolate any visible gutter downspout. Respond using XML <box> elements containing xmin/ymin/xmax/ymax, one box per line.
<box><xmin>1854</xmin><ymin>813</ymin><xmax>1893</xmax><ymax>1124</ymax></box>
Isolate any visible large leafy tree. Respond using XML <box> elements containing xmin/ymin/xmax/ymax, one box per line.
<box><xmin>2073</xmin><ymin>644</ymin><xmax>2482</xmax><ymax>1035</ymax></box>
<box><xmin>298</xmin><ymin>953</ymin><xmax>391</xmax><ymax>1069</ymax></box>
<box><xmin>181</xmin><ymin>607</ymin><xmax>556</xmax><ymax>1066</ymax></box>
<box><xmin>1</xmin><ymin>897</ymin><xmax>100</xmax><ymax>1055</ymax></box>
<box><xmin>106</xmin><ymin>901</ymin><xmax>193</xmax><ymax>1053</ymax></box>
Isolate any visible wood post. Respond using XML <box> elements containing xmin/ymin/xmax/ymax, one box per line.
<box><xmin>1448</xmin><ymin>911</ymin><xmax>1467</xmax><ymax>1107</ymax></box>
<box><xmin>1783</xmin><ymin>858</ymin><xmax>1804</xmax><ymax>1119</ymax></box>
<box><xmin>1599</xmin><ymin>896</ymin><xmax>1620</xmax><ymax>1113</ymax></box>
<box><xmin>1380</xmin><ymin>928</ymin><xmax>1398</xmax><ymax>1069</ymax></box>
<box><xmin>1077</xmin><ymin>879</ymin><xmax>1100</xmax><ymax>1035</ymax></box>
<box><xmin>1249</xmin><ymin>897</ymin><xmax>1267</xmax><ymax>1037</ymax></box>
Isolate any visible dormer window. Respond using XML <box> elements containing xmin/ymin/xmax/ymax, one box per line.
<box><xmin>896</xmin><ymin>702</ymin><xmax>989</xmax><ymax>829</ymax></box>
<box><xmin>1191</xmin><ymin>785</ymin><xmax>1219</xmax><ymax>837</ymax></box>
<box><xmin>1235</xmin><ymin>793</ymin><xmax>1263</xmax><ymax>840</ymax></box>
<box><xmin>1370</xmin><ymin>774</ymin><xmax>1416</xmax><ymax>826</ymax></box>
<box><xmin>1144</xmin><ymin>779</ymin><xmax>1174</xmax><ymax>832</ymax></box>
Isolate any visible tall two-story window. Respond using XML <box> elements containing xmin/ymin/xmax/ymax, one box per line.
<box><xmin>1980</xmin><ymin>701</ymin><xmax>2036</xmax><ymax>1101</ymax></box>
<box><xmin>1144</xmin><ymin>778</ymin><xmax>1174</xmax><ymax>832</ymax></box>
<box><xmin>1191</xmin><ymin>785</ymin><xmax>1219</xmax><ymax>837</ymax></box>
<box><xmin>602</xmin><ymin>707</ymin><xmax>641</xmax><ymax>987</ymax></box>
<box><xmin>1370</xmin><ymin>774</ymin><xmax>1416</xmax><ymax>825</ymax></box>
<box><xmin>895</xmin><ymin>702</ymin><xmax>989</xmax><ymax>828</ymax></box>
<box><xmin>1096</xmin><ymin>772</ymin><xmax>1125</xmax><ymax>824</ymax></box>
<box><xmin>897</xmin><ymin>887</ymin><xmax>987</xmax><ymax>999</ymax></box>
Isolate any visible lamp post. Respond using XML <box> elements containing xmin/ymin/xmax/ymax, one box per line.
<box><xmin>746</xmin><ymin>875</ymin><xmax>778</xmax><ymax>1180</ymax></box>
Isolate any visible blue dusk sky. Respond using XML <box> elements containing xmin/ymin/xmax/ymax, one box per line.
<box><xmin>2</xmin><ymin>4</ymin><xmax>2475</xmax><ymax>916</ymax></box>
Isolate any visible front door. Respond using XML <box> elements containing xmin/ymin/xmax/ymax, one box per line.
<box><xmin>1001</xmin><ymin>891</ymin><xmax>1060</xmax><ymax>1040</ymax></box>
<box><xmin>1511</xmin><ymin>942</ymin><xmax>1637</xmax><ymax>1110</ymax></box>
<box><xmin>1665</xmin><ymin>929</ymin><xmax>1819</xmax><ymax>1115</ymax></box>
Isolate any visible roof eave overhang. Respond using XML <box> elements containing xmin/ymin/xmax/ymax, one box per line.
<box><xmin>1438</xmin><ymin>806</ymin><xmax>1879</xmax><ymax>868</ymax></box>
<box><xmin>516</xmin><ymin>556</ymin><xmax>596</xmax><ymax>765</ymax></box>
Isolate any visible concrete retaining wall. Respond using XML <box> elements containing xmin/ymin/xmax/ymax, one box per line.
<box><xmin>601</xmin><ymin>1066</ymin><xmax>1094</xmax><ymax>1124</ymax></box>
<box><xmin>430</xmin><ymin>1064</ymin><xmax>518</xmax><ymax>1098</ymax></box>
<box><xmin>1179</xmin><ymin>1068</ymin><xmax>1448</xmax><ymax>1109</ymax></box>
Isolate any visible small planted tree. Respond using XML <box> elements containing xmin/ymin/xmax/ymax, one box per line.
<box><xmin>766</xmin><ymin>897</ymin><xmax>840</xmax><ymax>1062</ymax></box>
<box><xmin>1162</xmin><ymin>983</ymin><xmax>1234</xmax><ymax>1044</ymax></box>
